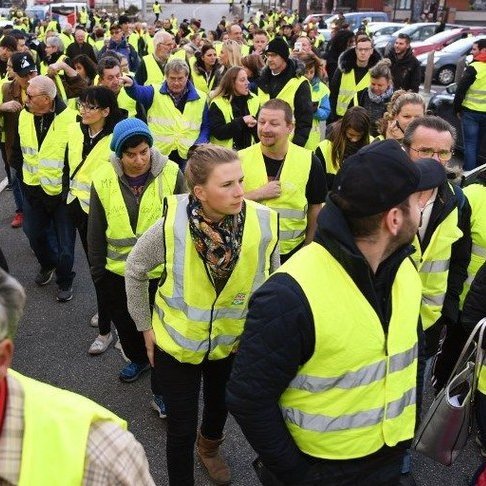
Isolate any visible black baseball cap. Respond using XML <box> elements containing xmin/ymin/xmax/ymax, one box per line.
<box><xmin>333</xmin><ymin>139</ymin><xmax>446</xmax><ymax>217</ymax></box>
<box><xmin>11</xmin><ymin>52</ymin><xmax>37</xmax><ymax>77</ymax></box>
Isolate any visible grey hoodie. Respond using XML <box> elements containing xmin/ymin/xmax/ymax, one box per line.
<box><xmin>87</xmin><ymin>147</ymin><xmax>186</xmax><ymax>282</ymax></box>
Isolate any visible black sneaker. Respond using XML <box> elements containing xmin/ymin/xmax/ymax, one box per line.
<box><xmin>35</xmin><ymin>267</ymin><xmax>55</xmax><ymax>286</ymax></box>
<box><xmin>57</xmin><ymin>287</ymin><xmax>73</xmax><ymax>302</ymax></box>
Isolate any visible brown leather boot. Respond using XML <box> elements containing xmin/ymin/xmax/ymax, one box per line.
<box><xmin>196</xmin><ymin>431</ymin><xmax>232</xmax><ymax>485</ymax></box>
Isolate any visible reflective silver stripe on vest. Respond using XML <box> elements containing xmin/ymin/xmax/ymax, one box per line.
<box><xmin>153</xmin><ymin>135</ymin><xmax>196</xmax><ymax>147</ymax></box>
<box><xmin>469</xmin><ymin>89</ymin><xmax>486</xmax><ymax>95</ymax></box>
<box><xmin>288</xmin><ymin>345</ymin><xmax>417</xmax><ymax>392</ymax></box>
<box><xmin>280</xmin><ymin>229</ymin><xmax>305</xmax><ymax>241</ymax></box>
<box><xmin>39</xmin><ymin>176</ymin><xmax>63</xmax><ymax>187</ymax></box>
<box><xmin>472</xmin><ymin>244</ymin><xmax>486</xmax><ymax>259</ymax></box>
<box><xmin>70</xmin><ymin>180</ymin><xmax>92</xmax><ymax>192</ymax></box>
<box><xmin>107</xmin><ymin>236</ymin><xmax>138</xmax><ymax>246</ymax></box>
<box><xmin>465</xmin><ymin>96</ymin><xmax>486</xmax><ymax>104</ymax></box>
<box><xmin>338</xmin><ymin>89</ymin><xmax>354</xmax><ymax>96</ymax></box>
<box><xmin>40</xmin><ymin>158</ymin><xmax>63</xmax><ymax>169</ymax></box>
<box><xmin>274</xmin><ymin>208</ymin><xmax>306</xmax><ymax>219</ymax></box>
<box><xmin>23</xmin><ymin>164</ymin><xmax>37</xmax><ymax>174</ymax></box>
<box><xmin>282</xmin><ymin>386</ymin><xmax>416</xmax><ymax>432</ymax></box>
<box><xmin>420</xmin><ymin>259</ymin><xmax>450</xmax><ymax>273</ymax></box>
<box><xmin>148</xmin><ymin>117</ymin><xmax>201</xmax><ymax>131</ymax></box>
<box><xmin>389</xmin><ymin>345</ymin><xmax>418</xmax><ymax>373</ymax></box>
<box><xmin>422</xmin><ymin>293</ymin><xmax>445</xmax><ymax>306</ymax></box>
<box><xmin>163</xmin><ymin>318</ymin><xmax>209</xmax><ymax>352</ymax></box>
<box><xmin>21</xmin><ymin>146</ymin><xmax>37</xmax><ymax>156</ymax></box>
<box><xmin>107</xmin><ymin>249</ymin><xmax>128</xmax><ymax>261</ymax></box>
<box><xmin>159</xmin><ymin>196</ymin><xmax>272</xmax><ymax>334</ymax></box>
<box><xmin>386</xmin><ymin>387</ymin><xmax>416</xmax><ymax>419</ymax></box>
<box><xmin>209</xmin><ymin>333</ymin><xmax>240</xmax><ymax>352</ymax></box>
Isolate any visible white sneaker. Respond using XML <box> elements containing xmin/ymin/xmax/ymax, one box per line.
<box><xmin>90</xmin><ymin>312</ymin><xmax>98</xmax><ymax>327</ymax></box>
<box><xmin>88</xmin><ymin>333</ymin><xmax>114</xmax><ymax>355</ymax></box>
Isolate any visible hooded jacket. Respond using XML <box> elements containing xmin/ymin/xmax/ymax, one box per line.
<box><xmin>385</xmin><ymin>47</ymin><xmax>421</xmax><ymax>93</ymax></box>
<box><xmin>87</xmin><ymin>148</ymin><xmax>185</xmax><ymax>282</ymax></box>
<box><xmin>329</xmin><ymin>46</ymin><xmax>381</xmax><ymax>121</ymax></box>
<box><xmin>257</xmin><ymin>57</ymin><xmax>313</xmax><ymax>147</ymax></box>
<box><xmin>226</xmin><ymin>197</ymin><xmax>425</xmax><ymax>484</ymax></box>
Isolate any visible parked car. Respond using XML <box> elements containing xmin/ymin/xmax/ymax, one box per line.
<box><xmin>428</xmin><ymin>83</ymin><xmax>486</xmax><ymax>166</ymax></box>
<box><xmin>325</xmin><ymin>11</ymin><xmax>389</xmax><ymax>30</ymax></box>
<box><xmin>412</xmin><ymin>27</ymin><xmax>486</xmax><ymax>56</ymax></box>
<box><xmin>373</xmin><ymin>22</ymin><xmax>457</xmax><ymax>55</ymax></box>
<box><xmin>303</xmin><ymin>13</ymin><xmax>333</xmax><ymax>27</ymax></box>
<box><xmin>417</xmin><ymin>34</ymin><xmax>486</xmax><ymax>85</ymax></box>
<box><xmin>366</xmin><ymin>21</ymin><xmax>404</xmax><ymax>38</ymax></box>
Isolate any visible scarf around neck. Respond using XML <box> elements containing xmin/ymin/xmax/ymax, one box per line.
<box><xmin>367</xmin><ymin>85</ymin><xmax>394</xmax><ymax>104</ymax></box>
<box><xmin>187</xmin><ymin>195</ymin><xmax>245</xmax><ymax>282</ymax></box>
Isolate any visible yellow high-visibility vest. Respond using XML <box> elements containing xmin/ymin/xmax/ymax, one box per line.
<box><xmin>239</xmin><ymin>142</ymin><xmax>312</xmax><ymax>255</ymax></box>
<box><xmin>143</xmin><ymin>53</ymin><xmax>165</xmax><ymax>86</ymax></box>
<box><xmin>19</xmin><ymin>107</ymin><xmax>76</xmax><ymax>196</ymax></box>
<box><xmin>210</xmin><ymin>94</ymin><xmax>260</xmax><ymax>149</ymax></box>
<box><xmin>93</xmin><ymin>159</ymin><xmax>179</xmax><ymax>276</ymax></box>
<box><xmin>10</xmin><ymin>369</ymin><xmax>126</xmax><ymax>486</ymax></box>
<box><xmin>336</xmin><ymin>69</ymin><xmax>370</xmax><ymax>117</ymax></box>
<box><xmin>278</xmin><ymin>243</ymin><xmax>420</xmax><ymax>459</ymax></box>
<box><xmin>411</xmin><ymin>186</ymin><xmax>463</xmax><ymax>330</ymax></box>
<box><xmin>462</xmin><ymin>62</ymin><xmax>486</xmax><ymax>112</ymax></box>
<box><xmin>67</xmin><ymin>123</ymin><xmax>112</xmax><ymax>213</ymax></box>
<box><xmin>147</xmin><ymin>87</ymin><xmax>206</xmax><ymax>159</ymax></box>
<box><xmin>305</xmin><ymin>81</ymin><xmax>330</xmax><ymax>151</ymax></box>
<box><xmin>460</xmin><ymin>183</ymin><xmax>486</xmax><ymax>306</ymax></box>
<box><xmin>152</xmin><ymin>194</ymin><xmax>278</xmax><ymax>364</ymax></box>
<box><xmin>117</xmin><ymin>87</ymin><xmax>137</xmax><ymax>117</ymax></box>
<box><xmin>257</xmin><ymin>76</ymin><xmax>308</xmax><ymax>112</ymax></box>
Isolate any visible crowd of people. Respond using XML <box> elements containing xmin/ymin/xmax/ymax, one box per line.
<box><xmin>0</xmin><ymin>5</ymin><xmax>485</xmax><ymax>486</ymax></box>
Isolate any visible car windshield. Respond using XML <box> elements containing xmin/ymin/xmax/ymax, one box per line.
<box><xmin>440</xmin><ymin>36</ymin><xmax>485</xmax><ymax>53</ymax></box>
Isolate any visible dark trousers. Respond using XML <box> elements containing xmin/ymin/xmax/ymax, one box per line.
<box><xmin>68</xmin><ymin>200</ymin><xmax>111</xmax><ymax>335</ymax></box>
<box><xmin>477</xmin><ymin>391</ymin><xmax>486</xmax><ymax>445</ymax></box>
<box><xmin>22</xmin><ymin>192</ymin><xmax>76</xmax><ymax>290</ymax></box>
<box><xmin>256</xmin><ymin>445</ymin><xmax>405</xmax><ymax>486</ymax></box>
<box><xmin>103</xmin><ymin>271</ymin><xmax>158</xmax><ymax>364</ymax></box>
<box><xmin>154</xmin><ymin>347</ymin><xmax>234</xmax><ymax>486</ymax></box>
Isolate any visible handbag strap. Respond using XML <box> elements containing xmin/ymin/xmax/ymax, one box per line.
<box><xmin>446</xmin><ymin>317</ymin><xmax>486</xmax><ymax>388</ymax></box>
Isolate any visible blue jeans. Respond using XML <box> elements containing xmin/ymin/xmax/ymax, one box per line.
<box><xmin>462</xmin><ymin>110</ymin><xmax>486</xmax><ymax>172</ymax></box>
<box><xmin>22</xmin><ymin>193</ymin><xmax>76</xmax><ymax>289</ymax></box>
<box><xmin>9</xmin><ymin>167</ymin><xmax>23</xmax><ymax>213</ymax></box>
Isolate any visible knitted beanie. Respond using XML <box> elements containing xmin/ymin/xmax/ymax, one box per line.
<box><xmin>265</xmin><ymin>37</ymin><xmax>290</xmax><ymax>61</ymax></box>
<box><xmin>110</xmin><ymin>118</ymin><xmax>154</xmax><ymax>158</ymax></box>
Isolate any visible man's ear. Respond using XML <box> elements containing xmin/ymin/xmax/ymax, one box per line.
<box><xmin>0</xmin><ymin>339</ymin><xmax>14</xmax><ymax>379</ymax></box>
<box><xmin>384</xmin><ymin>207</ymin><xmax>402</xmax><ymax>237</ymax></box>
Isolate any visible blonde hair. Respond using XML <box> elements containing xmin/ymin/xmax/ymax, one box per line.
<box><xmin>185</xmin><ymin>144</ymin><xmax>239</xmax><ymax>194</ymax></box>
<box><xmin>221</xmin><ymin>40</ymin><xmax>242</xmax><ymax>68</ymax></box>
<box><xmin>378</xmin><ymin>90</ymin><xmax>425</xmax><ymax>136</ymax></box>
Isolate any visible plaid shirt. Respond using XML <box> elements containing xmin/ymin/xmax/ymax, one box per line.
<box><xmin>0</xmin><ymin>373</ymin><xmax>155</xmax><ymax>486</ymax></box>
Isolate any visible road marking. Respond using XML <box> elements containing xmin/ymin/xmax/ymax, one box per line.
<box><xmin>0</xmin><ymin>177</ymin><xmax>8</xmax><ymax>193</ymax></box>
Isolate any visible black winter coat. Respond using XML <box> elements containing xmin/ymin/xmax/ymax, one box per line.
<box><xmin>329</xmin><ymin>46</ymin><xmax>382</xmax><ymax>122</ymax></box>
<box><xmin>385</xmin><ymin>48</ymin><xmax>421</xmax><ymax>93</ymax></box>
<box><xmin>226</xmin><ymin>198</ymin><xmax>425</xmax><ymax>484</ymax></box>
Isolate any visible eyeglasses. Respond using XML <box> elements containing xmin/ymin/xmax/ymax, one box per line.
<box><xmin>26</xmin><ymin>92</ymin><xmax>45</xmax><ymax>100</ymax></box>
<box><xmin>409</xmin><ymin>147</ymin><xmax>454</xmax><ymax>161</ymax></box>
<box><xmin>77</xmin><ymin>102</ymin><xmax>101</xmax><ymax>112</ymax></box>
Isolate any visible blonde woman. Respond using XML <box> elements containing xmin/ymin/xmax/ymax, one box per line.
<box><xmin>209</xmin><ymin>66</ymin><xmax>259</xmax><ymax>150</ymax></box>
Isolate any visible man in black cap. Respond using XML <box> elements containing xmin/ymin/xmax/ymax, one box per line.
<box><xmin>0</xmin><ymin>52</ymin><xmax>38</xmax><ymax>229</ymax></box>
<box><xmin>227</xmin><ymin>140</ymin><xmax>446</xmax><ymax>485</ymax></box>
<box><xmin>256</xmin><ymin>36</ymin><xmax>313</xmax><ymax>147</ymax></box>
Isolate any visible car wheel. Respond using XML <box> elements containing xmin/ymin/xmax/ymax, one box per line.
<box><xmin>437</xmin><ymin>66</ymin><xmax>455</xmax><ymax>86</ymax></box>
